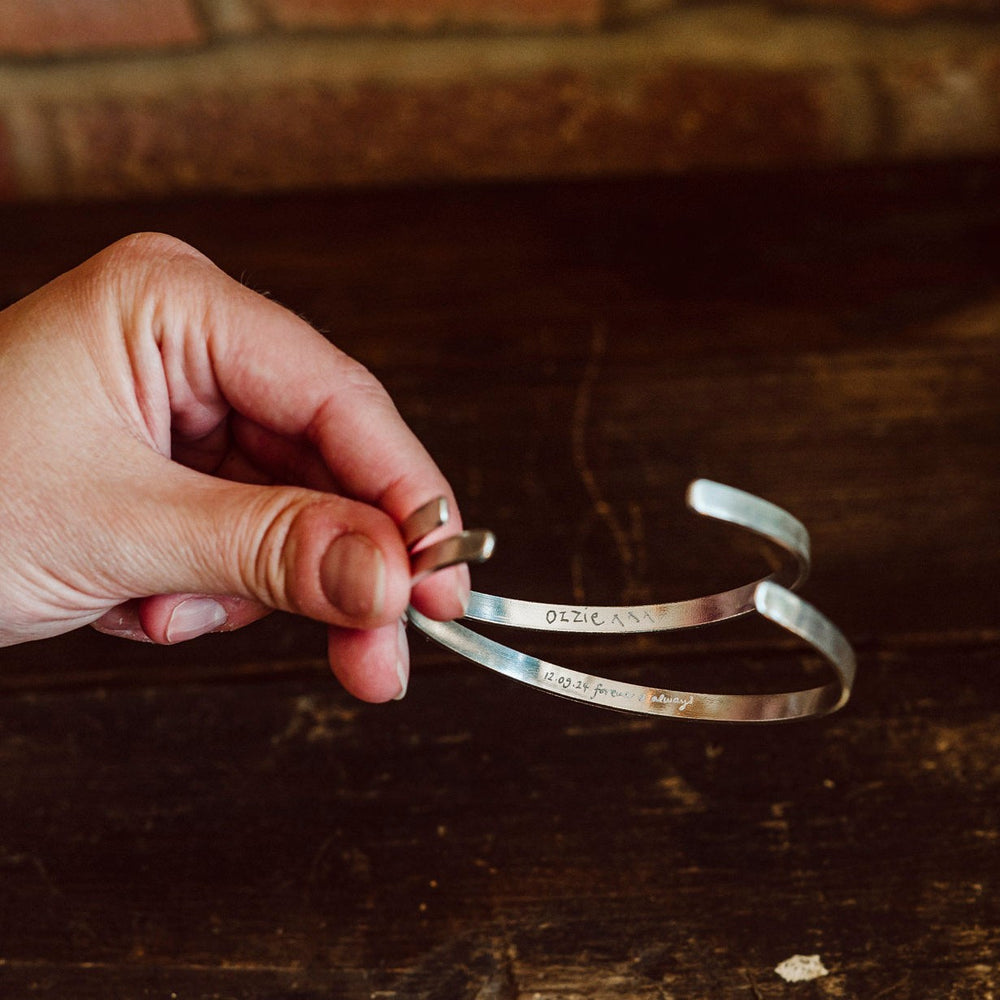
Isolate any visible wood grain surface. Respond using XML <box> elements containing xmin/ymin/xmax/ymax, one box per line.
<box><xmin>0</xmin><ymin>163</ymin><xmax>998</xmax><ymax>998</ymax></box>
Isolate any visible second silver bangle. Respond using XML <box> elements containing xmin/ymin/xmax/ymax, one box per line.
<box><xmin>402</xmin><ymin>483</ymin><xmax>855</xmax><ymax>723</ymax></box>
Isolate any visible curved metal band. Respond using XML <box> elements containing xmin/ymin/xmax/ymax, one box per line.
<box><xmin>464</xmin><ymin>480</ymin><xmax>810</xmax><ymax>634</ymax></box>
<box><xmin>400</xmin><ymin>485</ymin><xmax>853</xmax><ymax>722</ymax></box>
<box><xmin>408</xmin><ymin>581</ymin><xmax>855</xmax><ymax>723</ymax></box>
<box><xmin>411</xmin><ymin>530</ymin><xmax>495</xmax><ymax>584</ymax></box>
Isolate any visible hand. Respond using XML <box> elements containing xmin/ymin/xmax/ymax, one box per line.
<box><xmin>0</xmin><ymin>233</ymin><xmax>470</xmax><ymax>701</ymax></box>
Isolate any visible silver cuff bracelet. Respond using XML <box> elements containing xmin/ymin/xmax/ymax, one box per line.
<box><xmin>403</xmin><ymin>482</ymin><xmax>855</xmax><ymax>724</ymax></box>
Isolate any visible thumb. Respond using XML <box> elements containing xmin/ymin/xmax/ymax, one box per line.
<box><xmin>108</xmin><ymin>461</ymin><xmax>414</xmax><ymax>630</ymax></box>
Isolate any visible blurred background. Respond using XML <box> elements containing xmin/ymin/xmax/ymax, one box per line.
<box><xmin>1</xmin><ymin>0</ymin><xmax>998</xmax><ymax>201</ymax></box>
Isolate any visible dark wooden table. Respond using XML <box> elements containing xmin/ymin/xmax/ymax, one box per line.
<box><xmin>1</xmin><ymin>164</ymin><xmax>998</xmax><ymax>999</ymax></box>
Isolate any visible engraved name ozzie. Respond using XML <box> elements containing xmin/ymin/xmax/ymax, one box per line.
<box><xmin>543</xmin><ymin>607</ymin><xmax>658</xmax><ymax>630</ymax></box>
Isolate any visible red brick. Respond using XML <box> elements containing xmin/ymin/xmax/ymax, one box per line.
<box><xmin>880</xmin><ymin>51</ymin><xmax>1000</xmax><ymax>157</ymax></box>
<box><xmin>51</xmin><ymin>65</ymin><xmax>846</xmax><ymax>199</ymax></box>
<box><xmin>0</xmin><ymin>0</ymin><xmax>204</xmax><ymax>57</ymax></box>
<box><xmin>204</xmin><ymin>0</ymin><xmax>266</xmax><ymax>35</ymax></box>
<box><xmin>261</xmin><ymin>0</ymin><xmax>603</xmax><ymax>30</ymax></box>
<box><xmin>783</xmin><ymin>0</ymin><xmax>1000</xmax><ymax>14</ymax></box>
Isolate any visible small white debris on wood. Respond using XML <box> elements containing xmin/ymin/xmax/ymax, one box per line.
<box><xmin>774</xmin><ymin>954</ymin><xmax>829</xmax><ymax>982</ymax></box>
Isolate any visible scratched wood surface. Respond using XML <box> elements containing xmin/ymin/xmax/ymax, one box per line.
<box><xmin>0</xmin><ymin>164</ymin><xmax>998</xmax><ymax>999</ymax></box>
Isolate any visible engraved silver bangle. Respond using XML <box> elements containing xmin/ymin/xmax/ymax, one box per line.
<box><xmin>408</xmin><ymin>586</ymin><xmax>854</xmax><ymax>723</ymax></box>
<box><xmin>466</xmin><ymin>480</ymin><xmax>810</xmax><ymax>634</ymax></box>
<box><xmin>402</xmin><ymin>485</ymin><xmax>855</xmax><ymax>723</ymax></box>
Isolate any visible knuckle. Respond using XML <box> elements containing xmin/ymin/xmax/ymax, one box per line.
<box><xmin>86</xmin><ymin>233</ymin><xmax>213</xmax><ymax>307</ymax></box>
<box><xmin>339</xmin><ymin>354</ymin><xmax>388</xmax><ymax>400</ymax></box>
<box><xmin>232</xmin><ymin>490</ymin><xmax>326</xmax><ymax>618</ymax></box>
<box><xmin>98</xmin><ymin>232</ymin><xmax>205</xmax><ymax>270</ymax></box>
<box><xmin>76</xmin><ymin>234</ymin><xmax>236</xmax><ymax>362</ymax></box>
<box><xmin>334</xmin><ymin>356</ymin><xmax>403</xmax><ymax>429</ymax></box>
<box><xmin>234</xmin><ymin>493</ymin><xmax>297</xmax><ymax>608</ymax></box>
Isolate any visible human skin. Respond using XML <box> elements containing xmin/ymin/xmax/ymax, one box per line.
<box><xmin>0</xmin><ymin>233</ymin><xmax>470</xmax><ymax>702</ymax></box>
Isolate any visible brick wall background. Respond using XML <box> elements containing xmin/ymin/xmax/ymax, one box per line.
<box><xmin>0</xmin><ymin>0</ymin><xmax>998</xmax><ymax>200</ymax></box>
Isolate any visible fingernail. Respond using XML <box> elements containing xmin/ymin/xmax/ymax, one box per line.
<box><xmin>165</xmin><ymin>598</ymin><xmax>227</xmax><ymax>643</ymax></box>
<box><xmin>394</xmin><ymin>618</ymin><xmax>410</xmax><ymax>701</ymax></box>
<box><xmin>320</xmin><ymin>533</ymin><xmax>386</xmax><ymax>622</ymax></box>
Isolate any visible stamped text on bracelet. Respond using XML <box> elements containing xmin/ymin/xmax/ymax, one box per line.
<box><xmin>541</xmin><ymin>667</ymin><xmax>696</xmax><ymax>709</ymax></box>
<box><xmin>537</xmin><ymin>664</ymin><xmax>698</xmax><ymax>711</ymax></box>
<box><xmin>542</xmin><ymin>607</ymin><xmax>657</xmax><ymax>629</ymax></box>
<box><xmin>402</xmin><ymin>485</ymin><xmax>855</xmax><ymax>722</ymax></box>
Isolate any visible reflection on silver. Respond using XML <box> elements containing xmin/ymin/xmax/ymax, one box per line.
<box><xmin>410</xmin><ymin>530</ymin><xmax>496</xmax><ymax>584</ymax></box>
<box><xmin>408</xmin><ymin>586</ymin><xmax>854</xmax><ymax>723</ymax></box>
<box><xmin>400</xmin><ymin>483</ymin><xmax>855</xmax><ymax>723</ymax></box>
<box><xmin>465</xmin><ymin>480</ymin><xmax>810</xmax><ymax>633</ymax></box>
<box><xmin>401</xmin><ymin>496</ymin><xmax>450</xmax><ymax>549</ymax></box>
<box><xmin>754</xmin><ymin>580</ymin><xmax>856</xmax><ymax>715</ymax></box>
